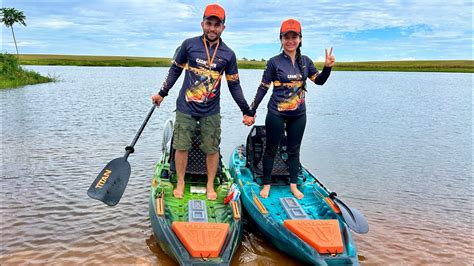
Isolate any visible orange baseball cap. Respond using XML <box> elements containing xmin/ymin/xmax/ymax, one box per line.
<box><xmin>280</xmin><ymin>19</ymin><xmax>302</xmax><ymax>36</ymax></box>
<box><xmin>203</xmin><ymin>4</ymin><xmax>225</xmax><ymax>23</ymax></box>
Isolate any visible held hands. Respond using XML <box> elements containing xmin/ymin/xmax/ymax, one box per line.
<box><xmin>324</xmin><ymin>47</ymin><xmax>335</xmax><ymax>67</ymax></box>
<box><xmin>151</xmin><ymin>94</ymin><xmax>164</xmax><ymax>106</ymax></box>
<box><xmin>243</xmin><ymin>115</ymin><xmax>255</xmax><ymax>126</ymax></box>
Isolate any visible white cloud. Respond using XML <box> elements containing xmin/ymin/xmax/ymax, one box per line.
<box><xmin>35</xmin><ymin>19</ymin><xmax>76</xmax><ymax>29</ymax></box>
<box><xmin>3</xmin><ymin>0</ymin><xmax>471</xmax><ymax>60</ymax></box>
<box><xmin>2</xmin><ymin>39</ymin><xmax>48</xmax><ymax>48</ymax></box>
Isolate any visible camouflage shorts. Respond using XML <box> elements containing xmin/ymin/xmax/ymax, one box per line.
<box><xmin>172</xmin><ymin>111</ymin><xmax>221</xmax><ymax>154</ymax></box>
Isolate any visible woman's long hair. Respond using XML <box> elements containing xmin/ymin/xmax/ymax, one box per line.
<box><xmin>296</xmin><ymin>42</ymin><xmax>306</xmax><ymax>81</ymax></box>
<box><xmin>280</xmin><ymin>37</ymin><xmax>306</xmax><ymax>81</ymax></box>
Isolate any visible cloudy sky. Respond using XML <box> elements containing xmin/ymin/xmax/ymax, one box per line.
<box><xmin>1</xmin><ymin>0</ymin><xmax>472</xmax><ymax>61</ymax></box>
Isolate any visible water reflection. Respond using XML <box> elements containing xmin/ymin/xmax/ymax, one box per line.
<box><xmin>0</xmin><ymin>66</ymin><xmax>471</xmax><ymax>265</ymax></box>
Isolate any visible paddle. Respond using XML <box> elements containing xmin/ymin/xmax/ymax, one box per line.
<box><xmin>305</xmin><ymin>168</ymin><xmax>369</xmax><ymax>234</ymax></box>
<box><xmin>87</xmin><ymin>106</ymin><xmax>156</xmax><ymax>206</ymax></box>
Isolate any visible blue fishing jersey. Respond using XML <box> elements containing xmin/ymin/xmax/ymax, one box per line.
<box><xmin>251</xmin><ymin>52</ymin><xmax>331</xmax><ymax>117</ymax></box>
<box><xmin>158</xmin><ymin>35</ymin><xmax>253</xmax><ymax>117</ymax></box>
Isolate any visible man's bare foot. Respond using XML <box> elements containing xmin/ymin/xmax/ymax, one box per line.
<box><xmin>173</xmin><ymin>181</ymin><xmax>185</xmax><ymax>198</ymax></box>
<box><xmin>290</xmin><ymin>183</ymin><xmax>304</xmax><ymax>199</ymax></box>
<box><xmin>260</xmin><ymin>185</ymin><xmax>271</xmax><ymax>198</ymax></box>
<box><xmin>207</xmin><ymin>185</ymin><xmax>217</xmax><ymax>200</ymax></box>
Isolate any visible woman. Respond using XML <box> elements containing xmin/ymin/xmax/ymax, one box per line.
<box><xmin>244</xmin><ymin>18</ymin><xmax>335</xmax><ymax>199</ymax></box>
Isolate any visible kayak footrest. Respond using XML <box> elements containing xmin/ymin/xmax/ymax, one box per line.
<box><xmin>231</xmin><ymin>201</ymin><xmax>240</xmax><ymax>220</ymax></box>
<box><xmin>188</xmin><ymin>200</ymin><xmax>208</xmax><ymax>222</ymax></box>
<box><xmin>280</xmin><ymin>197</ymin><xmax>309</xmax><ymax>219</ymax></box>
<box><xmin>156</xmin><ymin>197</ymin><xmax>164</xmax><ymax>216</ymax></box>
<box><xmin>253</xmin><ymin>196</ymin><xmax>268</xmax><ymax>215</ymax></box>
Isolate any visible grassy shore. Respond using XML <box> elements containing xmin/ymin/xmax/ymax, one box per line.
<box><xmin>1</xmin><ymin>53</ymin><xmax>54</xmax><ymax>89</ymax></box>
<box><xmin>18</xmin><ymin>54</ymin><xmax>473</xmax><ymax>73</ymax></box>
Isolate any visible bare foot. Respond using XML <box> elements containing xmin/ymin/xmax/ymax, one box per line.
<box><xmin>173</xmin><ymin>181</ymin><xmax>184</xmax><ymax>198</ymax></box>
<box><xmin>290</xmin><ymin>183</ymin><xmax>304</xmax><ymax>199</ymax></box>
<box><xmin>207</xmin><ymin>185</ymin><xmax>217</xmax><ymax>201</ymax></box>
<box><xmin>260</xmin><ymin>185</ymin><xmax>271</xmax><ymax>198</ymax></box>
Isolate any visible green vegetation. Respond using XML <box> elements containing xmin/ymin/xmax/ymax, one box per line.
<box><xmin>333</xmin><ymin>60</ymin><xmax>473</xmax><ymax>73</ymax></box>
<box><xmin>17</xmin><ymin>54</ymin><xmax>473</xmax><ymax>73</ymax></box>
<box><xmin>1</xmin><ymin>7</ymin><xmax>27</xmax><ymax>57</ymax></box>
<box><xmin>237</xmin><ymin>60</ymin><xmax>267</xmax><ymax>69</ymax></box>
<box><xmin>238</xmin><ymin>60</ymin><xmax>474</xmax><ymax>72</ymax></box>
<box><xmin>19</xmin><ymin>54</ymin><xmax>172</xmax><ymax>67</ymax></box>
<box><xmin>1</xmin><ymin>53</ymin><xmax>54</xmax><ymax>89</ymax></box>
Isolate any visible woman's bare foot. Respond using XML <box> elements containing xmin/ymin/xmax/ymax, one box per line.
<box><xmin>206</xmin><ymin>185</ymin><xmax>217</xmax><ymax>200</ymax></box>
<box><xmin>290</xmin><ymin>183</ymin><xmax>304</xmax><ymax>199</ymax></box>
<box><xmin>173</xmin><ymin>180</ymin><xmax>185</xmax><ymax>198</ymax></box>
<box><xmin>260</xmin><ymin>185</ymin><xmax>271</xmax><ymax>198</ymax></box>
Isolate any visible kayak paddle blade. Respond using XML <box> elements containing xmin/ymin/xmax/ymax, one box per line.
<box><xmin>334</xmin><ymin>198</ymin><xmax>369</xmax><ymax>234</ymax></box>
<box><xmin>87</xmin><ymin>157</ymin><xmax>131</xmax><ymax>206</ymax></box>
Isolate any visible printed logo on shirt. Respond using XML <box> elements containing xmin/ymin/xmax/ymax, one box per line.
<box><xmin>196</xmin><ymin>58</ymin><xmax>217</xmax><ymax>69</ymax></box>
<box><xmin>287</xmin><ymin>74</ymin><xmax>302</xmax><ymax>80</ymax></box>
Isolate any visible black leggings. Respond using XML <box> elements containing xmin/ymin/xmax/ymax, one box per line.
<box><xmin>262</xmin><ymin>111</ymin><xmax>306</xmax><ymax>184</ymax></box>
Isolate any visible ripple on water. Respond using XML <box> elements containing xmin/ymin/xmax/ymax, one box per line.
<box><xmin>1</xmin><ymin>68</ymin><xmax>472</xmax><ymax>265</ymax></box>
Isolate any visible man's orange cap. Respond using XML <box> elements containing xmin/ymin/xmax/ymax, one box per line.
<box><xmin>203</xmin><ymin>4</ymin><xmax>225</xmax><ymax>23</ymax></box>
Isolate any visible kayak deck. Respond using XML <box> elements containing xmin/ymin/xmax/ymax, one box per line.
<box><xmin>229</xmin><ymin>145</ymin><xmax>359</xmax><ymax>265</ymax></box>
<box><xmin>241</xmin><ymin>181</ymin><xmax>339</xmax><ymax>221</ymax></box>
<box><xmin>152</xmin><ymin>176</ymin><xmax>235</xmax><ymax>224</ymax></box>
<box><xmin>150</xmin><ymin>160</ymin><xmax>242</xmax><ymax>265</ymax></box>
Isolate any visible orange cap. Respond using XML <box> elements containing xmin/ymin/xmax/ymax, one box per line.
<box><xmin>280</xmin><ymin>19</ymin><xmax>302</xmax><ymax>36</ymax></box>
<box><xmin>203</xmin><ymin>4</ymin><xmax>225</xmax><ymax>23</ymax></box>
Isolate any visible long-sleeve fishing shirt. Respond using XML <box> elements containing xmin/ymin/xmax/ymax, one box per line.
<box><xmin>251</xmin><ymin>52</ymin><xmax>332</xmax><ymax>117</ymax></box>
<box><xmin>158</xmin><ymin>35</ymin><xmax>253</xmax><ymax>117</ymax></box>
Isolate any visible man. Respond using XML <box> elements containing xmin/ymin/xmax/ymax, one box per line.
<box><xmin>152</xmin><ymin>4</ymin><xmax>254</xmax><ymax>200</ymax></box>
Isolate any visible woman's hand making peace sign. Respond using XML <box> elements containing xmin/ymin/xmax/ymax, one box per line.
<box><xmin>324</xmin><ymin>47</ymin><xmax>335</xmax><ymax>67</ymax></box>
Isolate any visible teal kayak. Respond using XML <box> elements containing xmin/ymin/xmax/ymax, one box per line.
<box><xmin>228</xmin><ymin>126</ymin><xmax>360</xmax><ymax>265</ymax></box>
<box><xmin>149</xmin><ymin>119</ymin><xmax>243</xmax><ymax>265</ymax></box>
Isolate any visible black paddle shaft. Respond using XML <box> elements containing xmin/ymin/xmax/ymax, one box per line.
<box><xmin>87</xmin><ymin>105</ymin><xmax>156</xmax><ymax>206</ymax></box>
<box><xmin>123</xmin><ymin>105</ymin><xmax>156</xmax><ymax>160</ymax></box>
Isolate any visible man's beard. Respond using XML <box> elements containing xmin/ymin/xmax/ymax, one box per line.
<box><xmin>204</xmin><ymin>32</ymin><xmax>219</xmax><ymax>42</ymax></box>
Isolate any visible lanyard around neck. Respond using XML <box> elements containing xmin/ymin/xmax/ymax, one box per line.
<box><xmin>202</xmin><ymin>37</ymin><xmax>220</xmax><ymax>73</ymax></box>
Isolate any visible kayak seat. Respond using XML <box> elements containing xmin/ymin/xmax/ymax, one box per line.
<box><xmin>169</xmin><ymin>125</ymin><xmax>223</xmax><ymax>182</ymax></box>
<box><xmin>246</xmin><ymin>126</ymin><xmax>290</xmax><ymax>184</ymax></box>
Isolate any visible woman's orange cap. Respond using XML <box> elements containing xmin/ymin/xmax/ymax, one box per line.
<box><xmin>280</xmin><ymin>19</ymin><xmax>302</xmax><ymax>36</ymax></box>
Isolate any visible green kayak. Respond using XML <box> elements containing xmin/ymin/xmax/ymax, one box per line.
<box><xmin>149</xmin><ymin>119</ymin><xmax>243</xmax><ymax>265</ymax></box>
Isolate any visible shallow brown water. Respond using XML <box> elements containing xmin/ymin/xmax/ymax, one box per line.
<box><xmin>1</xmin><ymin>66</ymin><xmax>472</xmax><ymax>265</ymax></box>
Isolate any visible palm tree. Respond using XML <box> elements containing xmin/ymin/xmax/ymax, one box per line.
<box><xmin>1</xmin><ymin>8</ymin><xmax>27</xmax><ymax>57</ymax></box>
